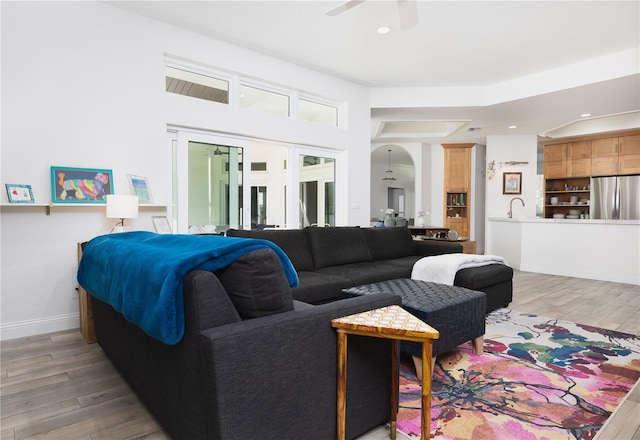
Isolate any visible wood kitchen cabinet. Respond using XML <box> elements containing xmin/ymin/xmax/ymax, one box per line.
<box><xmin>541</xmin><ymin>128</ymin><xmax>640</xmax><ymax>219</ymax></box>
<box><xmin>443</xmin><ymin>144</ymin><xmax>472</xmax><ymax>191</ymax></box>
<box><xmin>442</xmin><ymin>144</ymin><xmax>473</xmax><ymax>238</ymax></box>
<box><xmin>543</xmin><ymin>141</ymin><xmax>591</xmax><ymax>178</ymax></box>
<box><xmin>592</xmin><ymin>134</ymin><xmax>640</xmax><ymax>176</ymax></box>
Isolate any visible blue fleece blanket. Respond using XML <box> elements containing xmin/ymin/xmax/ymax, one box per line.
<box><xmin>77</xmin><ymin>231</ymin><xmax>299</xmax><ymax>345</ymax></box>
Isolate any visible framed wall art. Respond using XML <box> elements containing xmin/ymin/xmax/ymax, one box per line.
<box><xmin>5</xmin><ymin>184</ymin><xmax>35</xmax><ymax>203</ymax></box>
<box><xmin>50</xmin><ymin>166</ymin><xmax>113</xmax><ymax>204</ymax></box>
<box><xmin>152</xmin><ymin>216</ymin><xmax>172</xmax><ymax>234</ymax></box>
<box><xmin>503</xmin><ymin>172</ymin><xmax>522</xmax><ymax>195</ymax></box>
<box><xmin>128</xmin><ymin>174</ymin><xmax>153</xmax><ymax>204</ymax></box>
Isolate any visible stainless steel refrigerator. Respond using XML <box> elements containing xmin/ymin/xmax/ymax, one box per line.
<box><xmin>590</xmin><ymin>175</ymin><xmax>640</xmax><ymax>220</ymax></box>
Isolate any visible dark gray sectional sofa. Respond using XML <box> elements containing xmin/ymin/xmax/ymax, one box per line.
<box><xmin>227</xmin><ymin>226</ymin><xmax>513</xmax><ymax>312</ymax></box>
<box><xmin>85</xmin><ymin>226</ymin><xmax>513</xmax><ymax>440</ymax></box>
<box><xmin>89</xmin><ymin>246</ymin><xmax>402</xmax><ymax>440</ymax></box>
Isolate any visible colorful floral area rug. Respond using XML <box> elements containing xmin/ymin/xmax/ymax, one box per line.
<box><xmin>397</xmin><ymin>308</ymin><xmax>640</xmax><ymax>439</ymax></box>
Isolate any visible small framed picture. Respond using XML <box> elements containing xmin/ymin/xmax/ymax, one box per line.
<box><xmin>6</xmin><ymin>184</ymin><xmax>35</xmax><ymax>203</ymax></box>
<box><xmin>51</xmin><ymin>166</ymin><xmax>113</xmax><ymax>204</ymax></box>
<box><xmin>503</xmin><ymin>172</ymin><xmax>522</xmax><ymax>194</ymax></box>
<box><xmin>128</xmin><ymin>174</ymin><xmax>153</xmax><ymax>204</ymax></box>
<box><xmin>152</xmin><ymin>216</ymin><xmax>172</xmax><ymax>234</ymax></box>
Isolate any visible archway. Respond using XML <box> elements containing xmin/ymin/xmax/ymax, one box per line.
<box><xmin>370</xmin><ymin>145</ymin><xmax>416</xmax><ymax>225</ymax></box>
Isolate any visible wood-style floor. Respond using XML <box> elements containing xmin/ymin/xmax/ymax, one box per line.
<box><xmin>2</xmin><ymin>271</ymin><xmax>639</xmax><ymax>440</ymax></box>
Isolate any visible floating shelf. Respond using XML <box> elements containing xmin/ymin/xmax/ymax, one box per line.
<box><xmin>0</xmin><ymin>203</ymin><xmax>167</xmax><ymax>215</ymax></box>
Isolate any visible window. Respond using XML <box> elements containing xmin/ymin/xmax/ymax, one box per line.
<box><xmin>165</xmin><ymin>58</ymin><xmax>340</xmax><ymax>126</ymax></box>
<box><xmin>240</xmin><ymin>84</ymin><xmax>289</xmax><ymax>116</ymax></box>
<box><xmin>166</xmin><ymin>67</ymin><xmax>229</xmax><ymax>104</ymax></box>
<box><xmin>251</xmin><ymin>162</ymin><xmax>267</xmax><ymax>171</ymax></box>
<box><xmin>299</xmin><ymin>99</ymin><xmax>338</xmax><ymax>126</ymax></box>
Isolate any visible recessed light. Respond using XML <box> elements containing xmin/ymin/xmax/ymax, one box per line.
<box><xmin>377</xmin><ymin>26</ymin><xmax>391</xmax><ymax>34</ymax></box>
<box><xmin>508</xmin><ymin>125</ymin><xmax>517</xmax><ymax>129</ymax></box>
<box><xmin>581</xmin><ymin>113</ymin><xmax>592</xmax><ymax>118</ymax></box>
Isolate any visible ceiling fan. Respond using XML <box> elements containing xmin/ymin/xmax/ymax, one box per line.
<box><xmin>326</xmin><ymin>0</ymin><xmax>419</xmax><ymax>30</ymax></box>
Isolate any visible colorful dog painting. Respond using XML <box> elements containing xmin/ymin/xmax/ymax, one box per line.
<box><xmin>51</xmin><ymin>167</ymin><xmax>113</xmax><ymax>203</ymax></box>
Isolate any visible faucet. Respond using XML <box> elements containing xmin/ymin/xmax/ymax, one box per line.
<box><xmin>508</xmin><ymin>197</ymin><xmax>525</xmax><ymax>218</ymax></box>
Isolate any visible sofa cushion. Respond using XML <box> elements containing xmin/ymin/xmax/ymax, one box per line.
<box><xmin>226</xmin><ymin>229</ymin><xmax>314</xmax><ymax>272</ymax></box>
<box><xmin>316</xmin><ymin>261</ymin><xmax>409</xmax><ymax>286</ymax></box>
<box><xmin>454</xmin><ymin>263</ymin><xmax>514</xmax><ymax>290</ymax></box>
<box><xmin>215</xmin><ymin>248</ymin><xmax>294</xmax><ymax>319</ymax></box>
<box><xmin>183</xmin><ymin>270</ymin><xmax>241</xmax><ymax>330</ymax></box>
<box><xmin>292</xmin><ymin>271</ymin><xmax>354</xmax><ymax>304</ymax></box>
<box><xmin>363</xmin><ymin>227</ymin><xmax>416</xmax><ymax>260</ymax></box>
<box><xmin>306</xmin><ymin>227</ymin><xmax>372</xmax><ymax>269</ymax></box>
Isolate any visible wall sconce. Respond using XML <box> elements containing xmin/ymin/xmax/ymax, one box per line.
<box><xmin>106</xmin><ymin>194</ymin><xmax>139</xmax><ymax>232</ymax></box>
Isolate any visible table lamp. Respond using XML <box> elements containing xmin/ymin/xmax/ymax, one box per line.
<box><xmin>106</xmin><ymin>194</ymin><xmax>139</xmax><ymax>232</ymax></box>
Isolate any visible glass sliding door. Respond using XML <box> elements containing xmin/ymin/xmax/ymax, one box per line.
<box><xmin>187</xmin><ymin>142</ymin><xmax>243</xmax><ymax>233</ymax></box>
<box><xmin>170</xmin><ymin>129</ymin><xmax>341</xmax><ymax>232</ymax></box>
<box><xmin>298</xmin><ymin>155</ymin><xmax>335</xmax><ymax>227</ymax></box>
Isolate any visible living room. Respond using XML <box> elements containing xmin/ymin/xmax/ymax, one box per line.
<box><xmin>3</xmin><ymin>0</ymin><xmax>638</xmax><ymax>342</ymax></box>
<box><xmin>2</xmin><ymin>2</ymin><xmax>639</xmax><ymax>439</ymax></box>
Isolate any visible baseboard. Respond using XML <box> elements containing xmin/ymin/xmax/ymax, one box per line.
<box><xmin>519</xmin><ymin>264</ymin><xmax>639</xmax><ymax>285</ymax></box>
<box><xmin>0</xmin><ymin>313</ymin><xmax>79</xmax><ymax>341</ymax></box>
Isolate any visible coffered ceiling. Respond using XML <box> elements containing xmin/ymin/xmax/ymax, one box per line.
<box><xmin>108</xmin><ymin>1</ymin><xmax>640</xmax><ymax>147</ymax></box>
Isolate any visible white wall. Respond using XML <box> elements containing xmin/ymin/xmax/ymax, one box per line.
<box><xmin>0</xmin><ymin>2</ymin><xmax>371</xmax><ymax>339</ymax></box>
<box><xmin>484</xmin><ymin>135</ymin><xmax>539</xmax><ymax>253</ymax></box>
<box><xmin>485</xmin><ymin>135</ymin><xmax>539</xmax><ymax>218</ymax></box>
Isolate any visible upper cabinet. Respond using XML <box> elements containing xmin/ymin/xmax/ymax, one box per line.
<box><xmin>592</xmin><ymin>134</ymin><xmax>640</xmax><ymax>176</ymax></box>
<box><xmin>543</xmin><ymin>141</ymin><xmax>591</xmax><ymax>179</ymax></box>
<box><xmin>543</xmin><ymin>129</ymin><xmax>640</xmax><ymax>178</ymax></box>
<box><xmin>443</xmin><ymin>145</ymin><xmax>472</xmax><ymax>191</ymax></box>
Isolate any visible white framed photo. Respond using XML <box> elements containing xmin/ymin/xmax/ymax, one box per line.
<box><xmin>128</xmin><ymin>174</ymin><xmax>153</xmax><ymax>204</ymax></box>
<box><xmin>152</xmin><ymin>216</ymin><xmax>172</xmax><ymax>234</ymax></box>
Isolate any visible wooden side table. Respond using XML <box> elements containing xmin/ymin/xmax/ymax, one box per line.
<box><xmin>331</xmin><ymin>305</ymin><xmax>440</xmax><ymax>440</ymax></box>
<box><xmin>77</xmin><ymin>242</ymin><xmax>96</xmax><ymax>343</ymax></box>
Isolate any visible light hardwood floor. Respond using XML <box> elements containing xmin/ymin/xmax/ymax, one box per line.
<box><xmin>1</xmin><ymin>271</ymin><xmax>639</xmax><ymax>440</ymax></box>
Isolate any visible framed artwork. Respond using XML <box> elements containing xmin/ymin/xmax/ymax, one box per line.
<box><xmin>503</xmin><ymin>172</ymin><xmax>522</xmax><ymax>195</ymax></box>
<box><xmin>50</xmin><ymin>166</ymin><xmax>113</xmax><ymax>204</ymax></box>
<box><xmin>128</xmin><ymin>174</ymin><xmax>153</xmax><ymax>204</ymax></box>
<box><xmin>152</xmin><ymin>216</ymin><xmax>172</xmax><ymax>234</ymax></box>
<box><xmin>5</xmin><ymin>184</ymin><xmax>35</xmax><ymax>203</ymax></box>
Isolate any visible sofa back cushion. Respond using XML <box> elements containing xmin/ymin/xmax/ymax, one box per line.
<box><xmin>364</xmin><ymin>227</ymin><xmax>416</xmax><ymax>260</ymax></box>
<box><xmin>183</xmin><ymin>270</ymin><xmax>242</xmax><ymax>331</ymax></box>
<box><xmin>306</xmin><ymin>227</ymin><xmax>372</xmax><ymax>269</ymax></box>
<box><xmin>226</xmin><ymin>229</ymin><xmax>314</xmax><ymax>271</ymax></box>
<box><xmin>215</xmin><ymin>248</ymin><xmax>294</xmax><ymax>319</ymax></box>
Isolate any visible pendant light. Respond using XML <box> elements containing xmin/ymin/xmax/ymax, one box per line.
<box><xmin>382</xmin><ymin>149</ymin><xmax>397</xmax><ymax>182</ymax></box>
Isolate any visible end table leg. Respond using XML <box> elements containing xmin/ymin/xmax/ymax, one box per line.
<box><xmin>421</xmin><ymin>342</ymin><xmax>433</xmax><ymax>440</ymax></box>
<box><xmin>337</xmin><ymin>331</ymin><xmax>347</xmax><ymax>440</ymax></box>
<box><xmin>390</xmin><ymin>340</ymin><xmax>398</xmax><ymax>440</ymax></box>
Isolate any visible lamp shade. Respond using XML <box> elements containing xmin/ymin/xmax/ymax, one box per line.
<box><xmin>106</xmin><ymin>194</ymin><xmax>139</xmax><ymax>219</ymax></box>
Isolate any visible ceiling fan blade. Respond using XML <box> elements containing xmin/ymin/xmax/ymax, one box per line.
<box><xmin>398</xmin><ymin>0</ymin><xmax>419</xmax><ymax>30</ymax></box>
<box><xmin>326</xmin><ymin>0</ymin><xmax>366</xmax><ymax>17</ymax></box>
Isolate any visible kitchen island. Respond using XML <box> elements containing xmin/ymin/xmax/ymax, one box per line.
<box><xmin>486</xmin><ymin>217</ymin><xmax>640</xmax><ymax>285</ymax></box>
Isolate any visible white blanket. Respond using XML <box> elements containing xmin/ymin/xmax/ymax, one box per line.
<box><xmin>411</xmin><ymin>253</ymin><xmax>508</xmax><ymax>286</ymax></box>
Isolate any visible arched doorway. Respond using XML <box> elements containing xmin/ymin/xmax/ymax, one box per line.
<box><xmin>370</xmin><ymin>145</ymin><xmax>416</xmax><ymax>224</ymax></box>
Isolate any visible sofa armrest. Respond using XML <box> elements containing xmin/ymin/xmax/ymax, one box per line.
<box><xmin>415</xmin><ymin>240</ymin><xmax>463</xmax><ymax>256</ymax></box>
<box><xmin>198</xmin><ymin>293</ymin><xmax>401</xmax><ymax>440</ymax></box>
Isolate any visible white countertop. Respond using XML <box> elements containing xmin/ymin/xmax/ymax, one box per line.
<box><xmin>488</xmin><ymin>217</ymin><xmax>640</xmax><ymax>225</ymax></box>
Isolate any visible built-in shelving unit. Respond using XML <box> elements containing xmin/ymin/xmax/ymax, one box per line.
<box><xmin>443</xmin><ymin>144</ymin><xmax>473</xmax><ymax>238</ymax></box>
<box><xmin>445</xmin><ymin>192</ymin><xmax>467</xmax><ymax>219</ymax></box>
<box><xmin>544</xmin><ymin>177</ymin><xmax>590</xmax><ymax>219</ymax></box>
